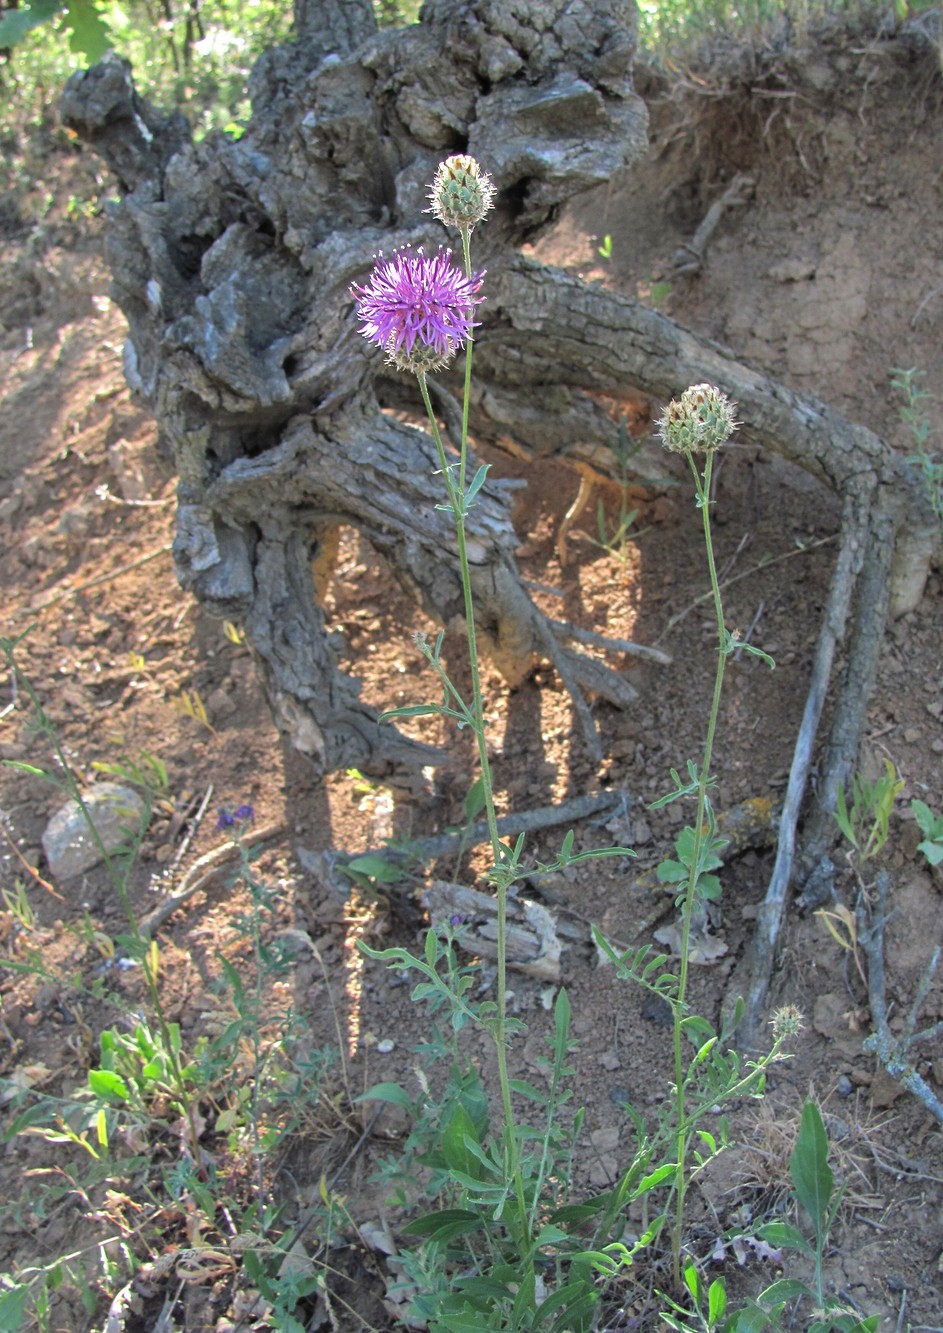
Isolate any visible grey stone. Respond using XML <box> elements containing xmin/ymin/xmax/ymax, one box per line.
<box><xmin>42</xmin><ymin>783</ymin><xmax>147</xmax><ymax>881</ymax></box>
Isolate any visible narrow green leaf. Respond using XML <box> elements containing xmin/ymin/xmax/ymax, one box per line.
<box><xmin>756</xmin><ymin>1219</ymin><xmax>813</xmax><ymax>1254</ymax></box>
<box><xmin>554</xmin><ymin>985</ymin><xmax>571</xmax><ymax>1040</ymax></box>
<box><xmin>1</xmin><ymin>760</ymin><xmax>50</xmax><ymax>778</ymax></box>
<box><xmin>508</xmin><ymin>1078</ymin><xmax>549</xmax><ymax>1105</ymax></box>
<box><xmin>378</xmin><ymin>704</ymin><xmax>442</xmax><ymax>721</ymax></box>
<box><xmin>400</xmin><ymin>1207</ymin><xmax>482</xmax><ymax>1243</ymax></box>
<box><xmin>355</xmin><ymin>1081</ymin><xmax>414</xmax><ymax>1110</ymax></box>
<box><xmin>633</xmin><ymin>1162</ymin><xmax>676</xmax><ymax>1195</ymax></box>
<box><xmin>343</xmin><ymin>854</ymin><xmax>404</xmax><ymax>883</ymax></box>
<box><xmin>707</xmin><ymin>1277</ymin><xmax>726</xmax><ymax>1324</ymax></box>
<box><xmin>463</xmin><ymin>463</ymin><xmax>491</xmax><ymax>508</ymax></box>
<box><xmin>463</xmin><ymin>776</ymin><xmax>486</xmax><ymax>822</ymax></box>
<box><xmin>510</xmin><ymin>1269</ymin><xmax>536</xmax><ymax>1323</ymax></box>
<box><xmin>441</xmin><ymin>1101</ymin><xmax>483</xmax><ymax>1180</ymax></box>
<box><xmin>790</xmin><ymin>1098</ymin><xmax>833</xmax><ymax>1234</ymax></box>
<box><xmin>757</xmin><ymin>1277</ymin><xmax>812</xmax><ymax>1304</ymax></box>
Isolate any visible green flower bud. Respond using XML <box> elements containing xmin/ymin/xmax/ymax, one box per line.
<box><xmin>658</xmin><ymin>383</ymin><xmax>738</xmax><ymax>454</ymax></box>
<box><xmin>769</xmin><ymin>1004</ymin><xmax>804</xmax><ymax>1041</ymax></box>
<box><xmin>428</xmin><ymin>155</ymin><xmax>496</xmax><ymax>232</ymax></box>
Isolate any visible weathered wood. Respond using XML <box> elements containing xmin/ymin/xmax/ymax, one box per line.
<box><xmin>62</xmin><ymin>0</ymin><xmax>650</xmax><ymax>775</ymax></box>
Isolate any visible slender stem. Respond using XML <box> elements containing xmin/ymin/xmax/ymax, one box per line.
<box><xmin>671</xmin><ymin>451</ymin><xmax>728</xmax><ymax>1291</ymax></box>
<box><xmin>458</xmin><ymin>227</ymin><xmax>474</xmax><ymax>496</ymax></box>
<box><xmin>415</xmin><ymin>371</ymin><xmax>526</xmax><ymax>1233</ymax></box>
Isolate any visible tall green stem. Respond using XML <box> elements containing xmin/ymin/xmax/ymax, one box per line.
<box><xmin>671</xmin><ymin>451</ymin><xmax>728</xmax><ymax>1290</ymax></box>
<box><xmin>415</xmin><ymin>370</ymin><xmax>526</xmax><ymax>1233</ymax></box>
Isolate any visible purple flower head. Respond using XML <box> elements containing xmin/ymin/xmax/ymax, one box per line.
<box><xmin>350</xmin><ymin>247</ymin><xmax>484</xmax><ymax>373</ymax></box>
<box><xmin>218</xmin><ymin>803</ymin><xmax>255</xmax><ymax>831</ymax></box>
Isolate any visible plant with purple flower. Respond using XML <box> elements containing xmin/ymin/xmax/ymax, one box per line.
<box><xmin>350</xmin><ymin>246</ymin><xmax>484</xmax><ymax>374</ymax></box>
<box><xmin>217</xmin><ymin>803</ymin><xmax>254</xmax><ymax>831</ymax></box>
<box><xmin>353</xmin><ymin>156</ymin><xmax>640</xmax><ymax>1331</ymax></box>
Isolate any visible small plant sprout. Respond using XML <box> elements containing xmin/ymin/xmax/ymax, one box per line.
<box><xmin>911</xmin><ymin>797</ymin><xmax>943</xmax><ymax>867</ymax></box>
<box><xmin>891</xmin><ymin>366</ymin><xmax>943</xmax><ymax>528</ymax></box>
<box><xmin>172</xmin><ymin>685</ymin><xmax>218</xmax><ymax>736</ymax></box>
<box><xmin>832</xmin><ymin>759</ymin><xmax>903</xmax><ymax>866</ymax></box>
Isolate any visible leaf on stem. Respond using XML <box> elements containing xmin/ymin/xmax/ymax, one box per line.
<box><xmin>790</xmin><ymin>1099</ymin><xmax>833</xmax><ymax>1236</ymax></box>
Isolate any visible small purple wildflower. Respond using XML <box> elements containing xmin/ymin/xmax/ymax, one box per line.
<box><xmin>217</xmin><ymin>803</ymin><xmax>255</xmax><ymax>831</ymax></box>
<box><xmin>350</xmin><ymin>247</ymin><xmax>484</xmax><ymax>373</ymax></box>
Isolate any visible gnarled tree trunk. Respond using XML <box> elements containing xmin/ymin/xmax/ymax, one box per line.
<box><xmin>62</xmin><ymin>0</ymin><xmax>940</xmax><ymax>1039</ymax></box>
<box><xmin>62</xmin><ymin>0</ymin><xmax>653</xmax><ymax>774</ymax></box>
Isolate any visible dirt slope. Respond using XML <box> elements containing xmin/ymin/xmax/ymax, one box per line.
<box><xmin>1</xmin><ymin>18</ymin><xmax>942</xmax><ymax>1329</ymax></box>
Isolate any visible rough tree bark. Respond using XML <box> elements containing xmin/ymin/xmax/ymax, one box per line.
<box><xmin>62</xmin><ymin>0</ymin><xmax>652</xmax><ymax>774</ymax></box>
<box><xmin>62</xmin><ymin>0</ymin><xmax>937</xmax><ymax>1026</ymax></box>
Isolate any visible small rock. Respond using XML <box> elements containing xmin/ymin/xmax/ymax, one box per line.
<box><xmin>206</xmin><ymin>686</ymin><xmax>236</xmax><ymax>720</ymax></box>
<box><xmin>869</xmin><ymin>1066</ymin><xmax>904</xmax><ymax>1109</ymax></box>
<box><xmin>376</xmin><ymin>1038</ymin><xmax>395</xmax><ymax>1054</ymax></box>
<box><xmin>42</xmin><ymin>783</ymin><xmax>147</xmax><ymax>881</ymax></box>
<box><xmin>589</xmin><ymin>1126</ymin><xmax>620</xmax><ymax>1154</ymax></box>
<box><xmin>631</xmin><ymin>816</ymin><xmax>653</xmax><ymax>845</ymax></box>
<box><xmin>107</xmin><ymin>439</ymin><xmax>148</xmax><ymax>502</ymax></box>
<box><xmin>835</xmin><ymin>1073</ymin><xmax>854</xmax><ymax>1099</ymax></box>
<box><xmin>768</xmin><ymin>258</ymin><xmax>816</xmax><ymax>283</ymax></box>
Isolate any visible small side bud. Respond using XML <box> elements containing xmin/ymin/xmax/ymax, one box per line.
<box><xmin>428</xmin><ymin>155</ymin><xmax>496</xmax><ymax>232</ymax></box>
<box><xmin>658</xmin><ymin>383</ymin><xmax>738</xmax><ymax>454</ymax></box>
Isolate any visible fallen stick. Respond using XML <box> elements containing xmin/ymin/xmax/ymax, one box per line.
<box><xmin>297</xmin><ymin>790</ymin><xmax>623</xmax><ymax>899</ymax></box>
<box><xmin>424</xmin><ymin>798</ymin><xmax>777</xmax><ymax>982</ymax></box>
<box><xmin>859</xmin><ymin>871</ymin><xmax>943</xmax><ymax>1125</ymax></box>
<box><xmin>738</xmin><ymin>488</ymin><xmax>867</xmax><ymax>1048</ymax></box>
<box><xmin>24</xmin><ymin>544</ymin><xmax>173</xmax><ymax>614</ymax></box>
<box><xmin>139</xmin><ymin>820</ymin><xmax>287</xmax><ymax>938</ymax></box>
<box><xmin>794</xmin><ymin>498</ymin><xmax>895</xmax><ymax>875</ymax></box>
<box><xmin>657</xmin><ymin>173</ymin><xmax>756</xmax><ymax>280</ymax></box>
<box><xmin>740</xmin><ymin>487</ymin><xmax>898</xmax><ymax>1048</ymax></box>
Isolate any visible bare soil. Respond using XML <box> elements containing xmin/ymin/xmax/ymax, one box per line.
<box><xmin>1</xmin><ymin>21</ymin><xmax>943</xmax><ymax>1331</ymax></box>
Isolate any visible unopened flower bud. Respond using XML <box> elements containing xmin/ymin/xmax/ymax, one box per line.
<box><xmin>428</xmin><ymin>155</ymin><xmax>496</xmax><ymax>232</ymax></box>
<box><xmin>658</xmin><ymin>383</ymin><xmax>738</xmax><ymax>454</ymax></box>
<box><xmin>770</xmin><ymin>1004</ymin><xmax>804</xmax><ymax>1042</ymax></box>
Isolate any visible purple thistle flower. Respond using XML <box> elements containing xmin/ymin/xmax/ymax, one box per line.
<box><xmin>351</xmin><ymin>247</ymin><xmax>484</xmax><ymax>373</ymax></box>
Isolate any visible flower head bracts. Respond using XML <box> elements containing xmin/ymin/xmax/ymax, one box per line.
<box><xmin>350</xmin><ymin>246</ymin><xmax>485</xmax><ymax>374</ymax></box>
<box><xmin>658</xmin><ymin>383</ymin><xmax>738</xmax><ymax>454</ymax></box>
<box><xmin>428</xmin><ymin>155</ymin><xmax>496</xmax><ymax>232</ymax></box>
